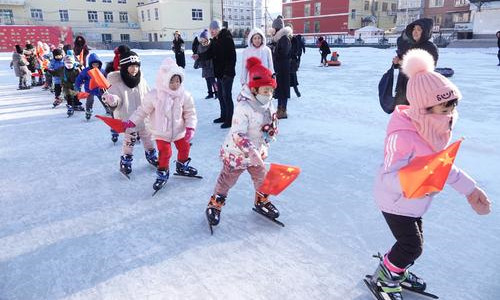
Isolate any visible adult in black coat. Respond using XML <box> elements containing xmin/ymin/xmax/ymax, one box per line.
<box><xmin>496</xmin><ymin>31</ymin><xmax>500</xmax><ymax>66</ymax></box>
<box><xmin>172</xmin><ymin>31</ymin><xmax>186</xmax><ymax>68</ymax></box>
<box><xmin>393</xmin><ymin>18</ymin><xmax>439</xmax><ymax>105</ymax></box>
<box><xmin>270</xmin><ymin>16</ymin><xmax>292</xmax><ymax>119</ymax></box>
<box><xmin>290</xmin><ymin>34</ymin><xmax>303</xmax><ymax>97</ymax></box>
<box><xmin>73</xmin><ymin>35</ymin><xmax>90</xmax><ymax>67</ymax></box>
<box><xmin>194</xmin><ymin>19</ymin><xmax>237</xmax><ymax>128</ymax></box>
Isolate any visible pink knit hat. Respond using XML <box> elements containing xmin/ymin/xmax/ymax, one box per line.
<box><xmin>402</xmin><ymin>49</ymin><xmax>461</xmax><ymax>151</ymax></box>
<box><xmin>402</xmin><ymin>49</ymin><xmax>462</xmax><ymax>110</ymax></box>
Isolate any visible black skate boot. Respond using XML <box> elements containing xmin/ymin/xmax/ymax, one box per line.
<box><xmin>206</xmin><ymin>194</ymin><xmax>226</xmax><ymax>227</ymax></box>
<box><xmin>175</xmin><ymin>158</ymin><xmax>198</xmax><ymax>177</ymax></box>
<box><xmin>254</xmin><ymin>192</ymin><xmax>280</xmax><ymax>219</ymax></box>
<box><xmin>53</xmin><ymin>97</ymin><xmax>62</xmax><ymax>108</ymax></box>
<box><xmin>120</xmin><ymin>154</ymin><xmax>133</xmax><ymax>179</ymax></box>
<box><xmin>85</xmin><ymin>108</ymin><xmax>92</xmax><ymax>121</ymax></box>
<box><xmin>145</xmin><ymin>149</ymin><xmax>158</xmax><ymax>167</ymax></box>
<box><xmin>204</xmin><ymin>92</ymin><xmax>214</xmax><ymax>99</ymax></box>
<box><xmin>74</xmin><ymin>104</ymin><xmax>84</xmax><ymax>111</ymax></box>
<box><xmin>369</xmin><ymin>260</ymin><xmax>404</xmax><ymax>300</ymax></box>
<box><xmin>400</xmin><ymin>269</ymin><xmax>426</xmax><ymax>292</ymax></box>
<box><xmin>111</xmin><ymin>130</ymin><xmax>119</xmax><ymax>144</ymax></box>
<box><xmin>152</xmin><ymin>169</ymin><xmax>169</xmax><ymax>196</ymax></box>
<box><xmin>66</xmin><ymin>104</ymin><xmax>74</xmax><ymax>117</ymax></box>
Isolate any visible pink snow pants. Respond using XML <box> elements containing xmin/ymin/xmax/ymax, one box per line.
<box><xmin>122</xmin><ymin>128</ymin><xmax>154</xmax><ymax>155</ymax></box>
<box><xmin>214</xmin><ymin>164</ymin><xmax>267</xmax><ymax>197</ymax></box>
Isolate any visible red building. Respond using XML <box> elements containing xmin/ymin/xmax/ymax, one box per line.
<box><xmin>0</xmin><ymin>26</ymin><xmax>73</xmax><ymax>52</ymax></box>
<box><xmin>282</xmin><ymin>0</ymin><xmax>350</xmax><ymax>36</ymax></box>
<box><xmin>423</xmin><ymin>0</ymin><xmax>470</xmax><ymax>31</ymax></box>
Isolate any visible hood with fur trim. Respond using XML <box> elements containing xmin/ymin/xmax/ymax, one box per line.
<box><xmin>272</xmin><ymin>26</ymin><xmax>293</xmax><ymax>43</ymax></box>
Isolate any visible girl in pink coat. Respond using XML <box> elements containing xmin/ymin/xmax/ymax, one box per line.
<box><xmin>369</xmin><ymin>49</ymin><xmax>491</xmax><ymax>300</ymax></box>
<box><xmin>124</xmin><ymin>58</ymin><xmax>197</xmax><ymax>192</ymax></box>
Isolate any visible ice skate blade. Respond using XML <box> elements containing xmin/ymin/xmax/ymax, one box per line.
<box><xmin>252</xmin><ymin>208</ymin><xmax>284</xmax><ymax>227</ymax></box>
<box><xmin>173</xmin><ymin>173</ymin><xmax>203</xmax><ymax>179</ymax></box>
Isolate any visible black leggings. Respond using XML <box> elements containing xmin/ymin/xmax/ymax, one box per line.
<box><xmin>321</xmin><ymin>53</ymin><xmax>328</xmax><ymax>64</ymax></box>
<box><xmin>383</xmin><ymin>212</ymin><xmax>424</xmax><ymax>270</ymax></box>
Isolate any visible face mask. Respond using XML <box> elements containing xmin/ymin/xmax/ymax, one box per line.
<box><xmin>255</xmin><ymin>94</ymin><xmax>272</xmax><ymax>105</ymax></box>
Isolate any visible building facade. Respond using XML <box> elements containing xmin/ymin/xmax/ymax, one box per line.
<box><xmin>348</xmin><ymin>0</ymin><xmax>399</xmax><ymax>32</ymax></box>
<box><xmin>423</xmin><ymin>0</ymin><xmax>470</xmax><ymax>32</ymax></box>
<box><xmin>0</xmin><ymin>0</ymin><xmax>142</xmax><ymax>43</ymax></box>
<box><xmin>222</xmin><ymin>0</ymin><xmax>264</xmax><ymax>37</ymax></box>
<box><xmin>470</xmin><ymin>0</ymin><xmax>500</xmax><ymax>36</ymax></box>
<box><xmin>282</xmin><ymin>0</ymin><xmax>350</xmax><ymax>36</ymax></box>
<box><xmin>396</xmin><ymin>0</ymin><xmax>424</xmax><ymax>30</ymax></box>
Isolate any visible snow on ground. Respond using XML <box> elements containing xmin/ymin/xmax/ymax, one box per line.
<box><xmin>0</xmin><ymin>47</ymin><xmax>499</xmax><ymax>300</ymax></box>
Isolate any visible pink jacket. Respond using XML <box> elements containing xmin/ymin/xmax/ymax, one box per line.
<box><xmin>374</xmin><ymin>106</ymin><xmax>476</xmax><ymax>217</ymax></box>
<box><xmin>129</xmin><ymin>88</ymin><xmax>196</xmax><ymax>143</ymax></box>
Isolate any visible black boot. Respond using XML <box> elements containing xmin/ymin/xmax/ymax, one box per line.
<box><xmin>254</xmin><ymin>192</ymin><xmax>280</xmax><ymax>219</ymax></box>
<box><xmin>120</xmin><ymin>154</ymin><xmax>133</xmax><ymax>176</ymax></box>
<box><xmin>205</xmin><ymin>92</ymin><xmax>214</xmax><ymax>99</ymax></box>
<box><xmin>153</xmin><ymin>169</ymin><xmax>169</xmax><ymax>191</ymax></box>
<box><xmin>206</xmin><ymin>194</ymin><xmax>226</xmax><ymax>226</ymax></box>
<box><xmin>111</xmin><ymin>130</ymin><xmax>119</xmax><ymax>144</ymax></box>
<box><xmin>85</xmin><ymin>108</ymin><xmax>92</xmax><ymax>120</ymax></box>
<box><xmin>175</xmin><ymin>158</ymin><xmax>198</xmax><ymax>176</ymax></box>
<box><xmin>213</xmin><ymin>117</ymin><xmax>224</xmax><ymax>123</ymax></box>
<box><xmin>145</xmin><ymin>149</ymin><xmax>158</xmax><ymax>167</ymax></box>
<box><xmin>293</xmin><ymin>86</ymin><xmax>301</xmax><ymax>97</ymax></box>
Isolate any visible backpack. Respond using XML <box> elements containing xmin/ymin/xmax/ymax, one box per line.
<box><xmin>378</xmin><ymin>65</ymin><xmax>396</xmax><ymax>114</ymax></box>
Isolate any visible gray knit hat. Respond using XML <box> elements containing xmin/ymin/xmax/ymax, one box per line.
<box><xmin>272</xmin><ymin>15</ymin><xmax>284</xmax><ymax>31</ymax></box>
<box><xmin>209</xmin><ymin>19</ymin><xmax>221</xmax><ymax>30</ymax></box>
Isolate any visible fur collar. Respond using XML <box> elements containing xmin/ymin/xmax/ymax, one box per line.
<box><xmin>272</xmin><ymin>27</ymin><xmax>293</xmax><ymax>43</ymax></box>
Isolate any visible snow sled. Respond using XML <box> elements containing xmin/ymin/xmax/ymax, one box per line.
<box><xmin>326</xmin><ymin>52</ymin><xmax>341</xmax><ymax>66</ymax></box>
<box><xmin>435</xmin><ymin>67</ymin><xmax>454</xmax><ymax>78</ymax></box>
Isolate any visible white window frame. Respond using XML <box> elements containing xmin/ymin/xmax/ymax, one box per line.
<box><xmin>88</xmin><ymin>10</ymin><xmax>98</xmax><ymax>23</ymax></box>
<box><xmin>104</xmin><ymin>11</ymin><xmax>113</xmax><ymax>23</ymax></box>
<box><xmin>314</xmin><ymin>2</ymin><xmax>321</xmax><ymax>16</ymax></box>
<box><xmin>119</xmin><ymin>11</ymin><xmax>128</xmax><ymax>23</ymax></box>
<box><xmin>192</xmin><ymin>9</ymin><xmax>203</xmax><ymax>21</ymax></box>
<box><xmin>59</xmin><ymin>10</ymin><xmax>69</xmax><ymax>22</ymax></box>
<box><xmin>154</xmin><ymin>8</ymin><xmax>159</xmax><ymax>20</ymax></box>
<box><xmin>31</xmin><ymin>9</ymin><xmax>43</xmax><ymax>21</ymax></box>
<box><xmin>120</xmin><ymin>33</ymin><xmax>130</xmax><ymax>42</ymax></box>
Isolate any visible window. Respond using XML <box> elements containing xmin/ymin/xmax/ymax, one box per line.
<box><xmin>31</xmin><ymin>9</ymin><xmax>43</xmax><ymax>21</ymax></box>
<box><xmin>88</xmin><ymin>11</ymin><xmax>98</xmax><ymax>23</ymax></box>
<box><xmin>373</xmin><ymin>1</ymin><xmax>379</xmax><ymax>11</ymax></box>
<box><xmin>141</xmin><ymin>10</ymin><xmax>144</xmax><ymax>22</ymax></box>
<box><xmin>103</xmin><ymin>0</ymin><xmax>111</xmax><ymax>3</ymax></box>
<box><xmin>429</xmin><ymin>0</ymin><xmax>444</xmax><ymax>7</ymax></box>
<box><xmin>192</xmin><ymin>9</ymin><xmax>203</xmax><ymax>20</ymax></box>
<box><xmin>452</xmin><ymin>12</ymin><xmax>469</xmax><ymax>22</ymax></box>
<box><xmin>364</xmin><ymin>1</ymin><xmax>370</xmax><ymax>10</ymax></box>
<box><xmin>147</xmin><ymin>9</ymin><xmax>150</xmax><ymax>21</ymax></box>
<box><xmin>102</xmin><ymin>34</ymin><xmax>112</xmax><ymax>43</ymax></box>
<box><xmin>153</xmin><ymin>33</ymin><xmax>158</xmax><ymax>41</ymax></box>
<box><xmin>391</xmin><ymin>3</ymin><xmax>397</xmax><ymax>11</ymax></box>
<box><xmin>304</xmin><ymin>21</ymin><xmax>310</xmax><ymax>33</ymax></box>
<box><xmin>314</xmin><ymin>20</ymin><xmax>320</xmax><ymax>33</ymax></box>
<box><xmin>120</xmin><ymin>34</ymin><xmax>130</xmax><ymax>42</ymax></box>
<box><xmin>104</xmin><ymin>11</ymin><xmax>113</xmax><ymax>23</ymax></box>
<box><xmin>351</xmin><ymin>9</ymin><xmax>356</xmax><ymax>19</ymax></box>
<box><xmin>86</xmin><ymin>0</ymin><xmax>96</xmax><ymax>2</ymax></box>
<box><xmin>304</xmin><ymin>4</ymin><xmax>310</xmax><ymax>17</ymax></box>
<box><xmin>118</xmin><ymin>0</ymin><xmax>126</xmax><ymax>3</ymax></box>
<box><xmin>148</xmin><ymin>33</ymin><xmax>152</xmax><ymax>42</ymax></box>
<box><xmin>314</xmin><ymin>3</ymin><xmax>321</xmax><ymax>16</ymax></box>
<box><xmin>454</xmin><ymin>0</ymin><xmax>467</xmax><ymax>6</ymax></box>
<box><xmin>0</xmin><ymin>9</ymin><xmax>14</xmax><ymax>25</ymax></box>
<box><xmin>119</xmin><ymin>12</ymin><xmax>128</xmax><ymax>23</ymax></box>
<box><xmin>59</xmin><ymin>10</ymin><xmax>69</xmax><ymax>22</ymax></box>
<box><xmin>284</xmin><ymin>6</ymin><xmax>292</xmax><ymax>18</ymax></box>
<box><xmin>154</xmin><ymin>8</ymin><xmax>159</xmax><ymax>20</ymax></box>
<box><xmin>432</xmin><ymin>15</ymin><xmax>442</xmax><ymax>25</ymax></box>
<box><xmin>382</xmin><ymin>2</ymin><xmax>388</xmax><ymax>11</ymax></box>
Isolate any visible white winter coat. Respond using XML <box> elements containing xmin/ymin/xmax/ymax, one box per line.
<box><xmin>220</xmin><ymin>85</ymin><xmax>277</xmax><ymax>169</ymax></box>
<box><xmin>240</xmin><ymin>28</ymin><xmax>274</xmax><ymax>85</ymax></box>
<box><xmin>106</xmin><ymin>71</ymin><xmax>150</xmax><ymax>129</ymax></box>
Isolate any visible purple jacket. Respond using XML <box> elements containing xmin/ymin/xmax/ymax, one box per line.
<box><xmin>374</xmin><ymin>106</ymin><xmax>476</xmax><ymax>218</ymax></box>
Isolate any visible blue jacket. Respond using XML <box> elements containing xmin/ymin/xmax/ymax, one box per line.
<box><xmin>49</xmin><ymin>59</ymin><xmax>65</xmax><ymax>84</ymax></box>
<box><xmin>75</xmin><ymin>53</ymin><xmax>104</xmax><ymax>96</ymax></box>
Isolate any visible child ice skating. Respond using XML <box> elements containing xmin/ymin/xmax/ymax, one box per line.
<box><xmin>206</xmin><ymin>57</ymin><xmax>280</xmax><ymax>228</ymax></box>
<box><xmin>102</xmin><ymin>51</ymin><xmax>157</xmax><ymax>178</ymax></box>
<box><xmin>367</xmin><ymin>49</ymin><xmax>491</xmax><ymax>300</ymax></box>
<box><xmin>48</xmin><ymin>49</ymin><xmax>65</xmax><ymax>107</ymax></box>
<box><xmin>75</xmin><ymin>53</ymin><xmax>110</xmax><ymax>120</ymax></box>
<box><xmin>125</xmin><ymin>58</ymin><xmax>198</xmax><ymax>193</ymax></box>
<box><xmin>48</xmin><ymin>55</ymin><xmax>82</xmax><ymax>116</ymax></box>
<box><xmin>10</xmin><ymin>45</ymin><xmax>31</xmax><ymax>90</ymax></box>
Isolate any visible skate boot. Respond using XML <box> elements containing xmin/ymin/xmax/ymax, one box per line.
<box><xmin>153</xmin><ymin>169</ymin><xmax>169</xmax><ymax>191</ymax></box>
<box><xmin>120</xmin><ymin>154</ymin><xmax>133</xmax><ymax>178</ymax></box>
<box><xmin>254</xmin><ymin>192</ymin><xmax>280</xmax><ymax>219</ymax></box>
<box><xmin>66</xmin><ymin>104</ymin><xmax>74</xmax><ymax>117</ymax></box>
<box><xmin>74</xmin><ymin>104</ymin><xmax>85</xmax><ymax>111</ymax></box>
<box><xmin>370</xmin><ymin>260</ymin><xmax>404</xmax><ymax>300</ymax></box>
<box><xmin>85</xmin><ymin>108</ymin><xmax>92</xmax><ymax>121</ymax></box>
<box><xmin>111</xmin><ymin>130</ymin><xmax>119</xmax><ymax>144</ymax></box>
<box><xmin>145</xmin><ymin>149</ymin><xmax>158</xmax><ymax>167</ymax></box>
<box><xmin>53</xmin><ymin>97</ymin><xmax>63</xmax><ymax>108</ymax></box>
<box><xmin>204</xmin><ymin>92</ymin><xmax>214</xmax><ymax>99</ymax></box>
<box><xmin>400</xmin><ymin>269</ymin><xmax>426</xmax><ymax>292</ymax></box>
<box><xmin>175</xmin><ymin>158</ymin><xmax>198</xmax><ymax>176</ymax></box>
<box><xmin>206</xmin><ymin>194</ymin><xmax>226</xmax><ymax>226</ymax></box>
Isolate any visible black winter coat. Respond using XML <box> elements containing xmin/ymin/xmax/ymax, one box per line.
<box><xmin>197</xmin><ymin>29</ymin><xmax>236</xmax><ymax>78</ymax></box>
<box><xmin>271</xmin><ymin>27</ymin><xmax>292</xmax><ymax>100</ymax></box>
<box><xmin>173</xmin><ymin>37</ymin><xmax>186</xmax><ymax>68</ymax></box>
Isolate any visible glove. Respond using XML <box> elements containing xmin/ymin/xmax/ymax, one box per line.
<box><xmin>467</xmin><ymin>187</ymin><xmax>491</xmax><ymax>215</ymax></box>
<box><xmin>102</xmin><ymin>93</ymin><xmax>115</xmax><ymax>105</ymax></box>
<box><xmin>122</xmin><ymin>120</ymin><xmax>136</xmax><ymax>130</ymax></box>
<box><xmin>248</xmin><ymin>149</ymin><xmax>264</xmax><ymax>167</ymax></box>
<box><xmin>184</xmin><ymin>127</ymin><xmax>195</xmax><ymax>142</ymax></box>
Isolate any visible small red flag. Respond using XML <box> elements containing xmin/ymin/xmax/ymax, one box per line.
<box><xmin>258</xmin><ymin>163</ymin><xmax>301</xmax><ymax>196</ymax></box>
<box><xmin>399</xmin><ymin>139</ymin><xmax>462</xmax><ymax>199</ymax></box>
<box><xmin>77</xmin><ymin>92</ymin><xmax>90</xmax><ymax>100</ymax></box>
<box><xmin>88</xmin><ymin>68</ymin><xmax>111</xmax><ymax>90</ymax></box>
<box><xmin>95</xmin><ymin>115</ymin><xmax>125</xmax><ymax>133</ymax></box>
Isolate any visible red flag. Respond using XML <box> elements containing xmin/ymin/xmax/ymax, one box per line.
<box><xmin>77</xmin><ymin>92</ymin><xmax>90</xmax><ymax>100</ymax></box>
<box><xmin>258</xmin><ymin>163</ymin><xmax>301</xmax><ymax>196</ymax></box>
<box><xmin>399</xmin><ymin>139</ymin><xmax>462</xmax><ymax>199</ymax></box>
<box><xmin>95</xmin><ymin>115</ymin><xmax>125</xmax><ymax>133</ymax></box>
<box><xmin>88</xmin><ymin>68</ymin><xmax>111</xmax><ymax>90</ymax></box>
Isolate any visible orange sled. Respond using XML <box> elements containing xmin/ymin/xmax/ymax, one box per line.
<box><xmin>327</xmin><ymin>52</ymin><xmax>341</xmax><ymax>66</ymax></box>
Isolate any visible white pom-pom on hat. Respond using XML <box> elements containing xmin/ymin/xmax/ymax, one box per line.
<box><xmin>401</xmin><ymin>49</ymin><xmax>435</xmax><ymax>78</ymax></box>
